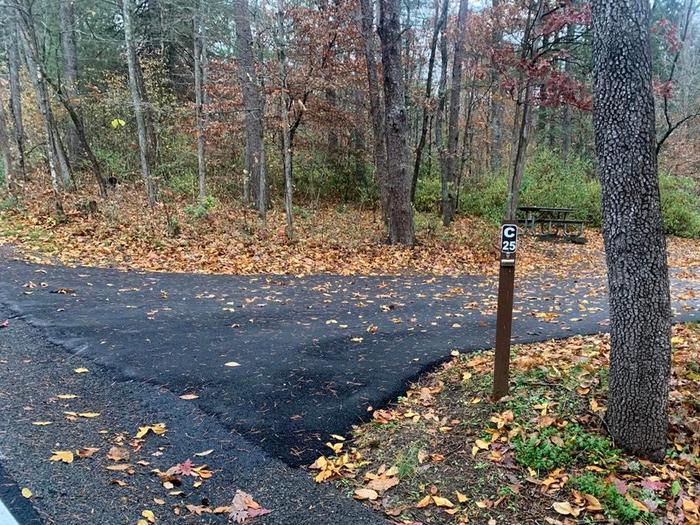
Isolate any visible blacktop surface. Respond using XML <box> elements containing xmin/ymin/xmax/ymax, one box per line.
<box><xmin>1</xmin><ymin>257</ymin><xmax>698</xmax><ymax>524</ymax></box>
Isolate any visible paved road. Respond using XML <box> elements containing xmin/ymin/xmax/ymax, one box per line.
<box><xmin>2</xmin><ymin>259</ymin><xmax>699</xmax><ymax>469</ymax></box>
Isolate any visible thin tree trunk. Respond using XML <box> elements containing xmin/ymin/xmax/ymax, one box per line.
<box><xmin>233</xmin><ymin>0</ymin><xmax>266</xmax><ymax>214</ymax></box>
<box><xmin>434</xmin><ymin>5</ymin><xmax>448</xmax><ymax>206</ymax></box>
<box><xmin>122</xmin><ymin>0</ymin><xmax>156</xmax><ymax>206</ymax></box>
<box><xmin>0</xmin><ymin>90</ymin><xmax>16</xmax><ymax>192</ymax></box>
<box><xmin>561</xmin><ymin>14</ymin><xmax>575</xmax><ymax>158</ymax></box>
<box><xmin>592</xmin><ymin>0</ymin><xmax>671</xmax><ymax>461</ymax></box>
<box><xmin>489</xmin><ymin>0</ymin><xmax>503</xmax><ymax>172</ymax></box>
<box><xmin>16</xmin><ymin>1</ymin><xmax>72</xmax><ymax>208</ymax></box>
<box><xmin>378</xmin><ymin>0</ymin><xmax>414</xmax><ymax>245</ymax></box>
<box><xmin>6</xmin><ymin>16</ymin><xmax>26</xmax><ymax>179</ymax></box>
<box><xmin>277</xmin><ymin>0</ymin><xmax>293</xmax><ymax>237</ymax></box>
<box><xmin>412</xmin><ymin>0</ymin><xmax>446</xmax><ymax>202</ymax></box>
<box><xmin>194</xmin><ymin>0</ymin><xmax>207</xmax><ymax>203</ymax></box>
<box><xmin>359</xmin><ymin>0</ymin><xmax>389</xmax><ymax>224</ymax></box>
<box><xmin>506</xmin><ymin>78</ymin><xmax>533</xmax><ymax>220</ymax></box>
<box><xmin>20</xmin><ymin>38</ymin><xmax>64</xmax><ymax>212</ymax></box>
<box><xmin>442</xmin><ymin>0</ymin><xmax>468</xmax><ymax>226</ymax></box>
<box><xmin>59</xmin><ymin>0</ymin><xmax>81</xmax><ymax>161</ymax></box>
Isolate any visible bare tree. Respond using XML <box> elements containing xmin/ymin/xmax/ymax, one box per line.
<box><xmin>232</xmin><ymin>0</ymin><xmax>266</xmax><ymax>216</ymax></box>
<box><xmin>193</xmin><ymin>0</ymin><xmax>207</xmax><ymax>203</ymax></box>
<box><xmin>59</xmin><ymin>0</ymin><xmax>81</xmax><ymax>161</ymax></box>
<box><xmin>5</xmin><ymin>13</ymin><xmax>26</xmax><ymax>180</ymax></box>
<box><xmin>441</xmin><ymin>0</ymin><xmax>468</xmax><ymax>226</ymax></box>
<box><xmin>489</xmin><ymin>0</ymin><xmax>504</xmax><ymax>172</ymax></box>
<box><xmin>0</xmin><ymin>89</ymin><xmax>16</xmax><ymax>192</ymax></box>
<box><xmin>15</xmin><ymin>0</ymin><xmax>72</xmax><ymax>212</ymax></box>
<box><xmin>358</xmin><ymin>0</ymin><xmax>389</xmax><ymax>223</ymax></box>
<box><xmin>378</xmin><ymin>0</ymin><xmax>414</xmax><ymax>245</ymax></box>
<box><xmin>505</xmin><ymin>0</ymin><xmax>542</xmax><ymax>221</ymax></box>
<box><xmin>276</xmin><ymin>0</ymin><xmax>293</xmax><ymax>237</ymax></box>
<box><xmin>411</xmin><ymin>0</ymin><xmax>446</xmax><ymax>202</ymax></box>
<box><xmin>122</xmin><ymin>0</ymin><xmax>156</xmax><ymax>206</ymax></box>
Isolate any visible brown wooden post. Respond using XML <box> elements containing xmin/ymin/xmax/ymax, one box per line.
<box><xmin>493</xmin><ymin>223</ymin><xmax>517</xmax><ymax>400</ymax></box>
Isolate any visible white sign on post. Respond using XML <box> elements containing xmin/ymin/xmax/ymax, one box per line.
<box><xmin>500</xmin><ymin>224</ymin><xmax>518</xmax><ymax>264</ymax></box>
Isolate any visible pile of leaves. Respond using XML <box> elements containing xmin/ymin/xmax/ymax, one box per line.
<box><xmin>8</xmin><ymin>179</ymin><xmax>699</xmax><ymax>277</ymax></box>
<box><xmin>310</xmin><ymin>324</ymin><xmax>700</xmax><ymax>524</ymax></box>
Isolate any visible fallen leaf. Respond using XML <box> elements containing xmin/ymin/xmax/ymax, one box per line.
<box><xmin>21</xmin><ymin>488</ymin><xmax>32</xmax><ymax>498</ymax></box>
<box><xmin>107</xmin><ymin>446</ymin><xmax>130</xmax><ymax>462</ymax></box>
<box><xmin>354</xmin><ymin>488</ymin><xmax>379</xmax><ymax>501</ymax></box>
<box><xmin>74</xmin><ymin>367</ymin><xmax>89</xmax><ymax>374</ymax></box>
<box><xmin>433</xmin><ymin>496</ymin><xmax>454</xmax><ymax>508</ymax></box>
<box><xmin>224</xmin><ymin>361</ymin><xmax>241</xmax><ymax>367</ymax></box>
<box><xmin>179</xmin><ymin>393</ymin><xmax>199</xmax><ymax>400</ymax></box>
<box><xmin>50</xmin><ymin>450</ymin><xmax>74</xmax><ymax>464</ymax></box>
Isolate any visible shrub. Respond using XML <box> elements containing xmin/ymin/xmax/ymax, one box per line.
<box><xmin>414</xmin><ymin>177</ymin><xmax>442</xmax><ymax>213</ymax></box>
<box><xmin>458</xmin><ymin>147</ymin><xmax>700</xmax><ymax>238</ymax></box>
<box><xmin>659</xmin><ymin>174</ymin><xmax>700</xmax><ymax>238</ymax></box>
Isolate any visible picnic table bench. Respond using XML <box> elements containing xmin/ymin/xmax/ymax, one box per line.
<box><xmin>517</xmin><ymin>206</ymin><xmax>586</xmax><ymax>243</ymax></box>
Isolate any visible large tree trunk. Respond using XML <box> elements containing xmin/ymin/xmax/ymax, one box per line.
<box><xmin>122</xmin><ymin>0</ymin><xmax>156</xmax><ymax>206</ymax></box>
<box><xmin>592</xmin><ymin>0</ymin><xmax>672</xmax><ymax>461</ymax></box>
<box><xmin>194</xmin><ymin>0</ymin><xmax>207</xmax><ymax>203</ymax></box>
<box><xmin>232</xmin><ymin>0</ymin><xmax>266</xmax><ymax>215</ymax></box>
<box><xmin>378</xmin><ymin>0</ymin><xmax>414</xmax><ymax>245</ymax></box>
<box><xmin>358</xmin><ymin>0</ymin><xmax>389</xmax><ymax>224</ymax></box>
<box><xmin>59</xmin><ymin>0</ymin><xmax>81</xmax><ymax>161</ymax></box>
<box><xmin>6</xmin><ymin>16</ymin><xmax>26</xmax><ymax>180</ymax></box>
<box><xmin>411</xmin><ymin>0</ymin><xmax>446</xmax><ymax>202</ymax></box>
<box><xmin>441</xmin><ymin>0</ymin><xmax>468</xmax><ymax>226</ymax></box>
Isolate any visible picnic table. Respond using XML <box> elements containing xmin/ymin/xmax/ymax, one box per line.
<box><xmin>517</xmin><ymin>206</ymin><xmax>586</xmax><ymax>242</ymax></box>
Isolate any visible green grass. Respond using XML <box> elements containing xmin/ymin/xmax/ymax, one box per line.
<box><xmin>570</xmin><ymin>473</ymin><xmax>652</xmax><ymax>524</ymax></box>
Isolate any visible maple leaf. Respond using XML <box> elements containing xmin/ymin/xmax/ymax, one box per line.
<box><xmin>173</xmin><ymin>458</ymin><xmax>194</xmax><ymax>476</ymax></box>
<box><xmin>229</xmin><ymin>490</ymin><xmax>271</xmax><ymax>523</ymax></box>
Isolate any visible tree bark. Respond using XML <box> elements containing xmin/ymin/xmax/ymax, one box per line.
<box><xmin>16</xmin><ymin>0</ymin><xmax>72</xmax><ymax>210</ymax></box>
<box><xmin>378</xmin><ymin>0</ymin><xmax>414</xmax><ymax>245</ymax></box>
<box><xmin>592</xmin><ymin>0</ymin><xmax>672</xmax><ymax>461</ymax></box>
<box><xmin>232</xmin><ymin>0</ymin><xmax>266</xmax><ymax>215</ymax></box>
<box><xmin>561</xmin><ymin>16</ymin><xmax>575</xmax><ymax>158</ymax></box>
<box><xmin>59</xmin><ymin>0</ymin><xmax>81</xmax><ymax>161</ymax></box>
<box><xmin>6</xmin><ymin>16</ymin><xmax>26</xmax><ymax>179</ymax></box>
<box><xmin>0</xmin><ymin>89</ymin><xmax>16</xmax><ymax>192</ymax></box>
<box><xmin>441</xmin><ymin>0</ymin><xmax>468</xmax><ymax>226</ymax></box>
<box><xmin>489</xmin><ymin>0</ymin><xmax>503</xmax><ymax>173</ymax></box>
<box><xmin>276</xmin><ymin>0</ymin><xmax>293</xmax><ymax>237</ymax></box>
<box><xmin>411</xmin><ymin>0</ymin><xmax>446</xmax><ymax>203</ymax></box>
<box><xmin>122</xmin><ymin>0</ymin><xmax>156</xmax><ymax>206</ymax></box>
<box><xmin>359</xmin><ymin>0</ymin><xmax>389</xmax><ymax>223</ymax></box>
<box><xmin>194</xmin><ymin>0</ymin><xmax>207</xmax><ymax>203</ymax></box>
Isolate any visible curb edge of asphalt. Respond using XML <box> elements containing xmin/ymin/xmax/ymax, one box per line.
<box><xmin>0</xmin><ymin>462</ymin><xmax>43</xmax><ymax>524</ymax></box>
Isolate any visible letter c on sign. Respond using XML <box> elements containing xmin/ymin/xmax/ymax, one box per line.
<box><xmin>503</xmin><ymin>226</ymin><xmax>516</xmax><ymax>238</ymax></box>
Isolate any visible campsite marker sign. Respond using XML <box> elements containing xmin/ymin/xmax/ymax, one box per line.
<box><xmin>493</xmin><ymin>223</ymin><xmax>518</xmax><ymax>400</ymax></box>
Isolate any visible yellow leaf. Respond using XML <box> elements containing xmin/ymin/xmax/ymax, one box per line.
<box><xmin>455</xmin><ymin>491</ymin><xmax>468</xmax><ymax>503</ymax></box>
<box><xmin>21</xmin><ymin>488</ymin><xmax>32</xmax><ymax>498</ymax></box>
<box><xmin>224</xmin><ymin>361</ymin><xmax>240</xmax><ymax>367</ymax></box>
<box><xmin>433</xmin><ymin>496</ymin><xmax>454</xmax><ymax>508</ymax></box>
<box><xmin>32</xmin><ymin>421</ymin><xmax>52</xmax><ymax>426</ymax></box>
<box><xmin>354</xmin><ymin>488</ymin><xmax>378</xmax><ymax>501</ymax></box>
<box><xmin>78</xmin><ymin>412</ymin><xmax>100</xmax><ymax>418</ymax></box>
<box><xmin>50</xmin><ymin>450</ymin><xmax>74</xmax><ymax>464</ymax></box>
<box><xmin>57</xmin><ymin>394</ymin><xmax>78</xmax><ymax>399</ymax></box>
<box><xmin>135</xmin><ymin>423</ymin><xmax>167</xmax><ymax>438</ymax></box>
<box><xmin>416</xmin><ymin>495</ymin><xmax>432</xmax><ymax>508</ymax></box>
<box><xmin>475</xmin><ymin>439</ymin><xmax>490</xmax><ymax>450</ymax></box>
<box><xmin>74</xmin><ymin>367</ymin><xmax>89</xmax><ymax>374</ymax></box>
<box><xmin>552</xmin><ymin>501</ymin><xmax>580</xmax><ymax>516</ymax></box>
<box><xmin>137</xmin><ymin>521</ymin><xmax>148</xmax><ymax>525</ymax></box>
<box><xmin>141</xmin><ymin>509</ymin><xmax>156</xmax><ymax>523</ymax></box>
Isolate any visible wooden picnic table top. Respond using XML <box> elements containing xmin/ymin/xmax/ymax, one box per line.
<box><xmin>518</xmin><ymin>206</ymin><xmax>574</xmax><ymax>214</ymax></box>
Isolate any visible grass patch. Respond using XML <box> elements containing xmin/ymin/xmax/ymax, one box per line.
<box><xmin>310</xmin><ymin>326</ymin><xmax>700</xmax><ymax>524</ymax></box>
